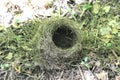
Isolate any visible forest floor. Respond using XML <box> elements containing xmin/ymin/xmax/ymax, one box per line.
<box><xmin>0</xmin><ymin>0</ymin><xmax>120</xmax><ymax>80</ymax></box>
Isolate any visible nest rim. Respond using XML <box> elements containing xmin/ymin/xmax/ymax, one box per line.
<box><xmin>41</xmin><ymin>17</ymin><xmax>82</xmax><ymax>57</ymax></box>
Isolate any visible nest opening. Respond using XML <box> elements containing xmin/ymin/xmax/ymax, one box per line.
<box><xmin>52</xmin><ymin>26</ymin><xmax>77</xmax><ymax>49</ymax></box>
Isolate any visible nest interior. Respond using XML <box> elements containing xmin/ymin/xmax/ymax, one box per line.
<box><xmin>52</xmin><ymin>25</ymin><xmax>77</xmax><ymax>49</ymax></box>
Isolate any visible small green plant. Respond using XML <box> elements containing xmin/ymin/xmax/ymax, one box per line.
<box><xmin>80</xmin><ymin>57</ymin><xmax>90</xmax><ymax>69</ymax></box>
<box><xmin>0</xmin><ymin>63</ymin><xmax>10</xmax><ymax>70</ymax></box>
<box><xmin>82</xmin><ymin>3</ymin><xmax>92</xmax><ymax>11</ymax></box>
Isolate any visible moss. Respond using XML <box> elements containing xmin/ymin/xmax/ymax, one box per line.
<box><xmin>0</xmin><ymin>19</ymin><xmax>41</xmax><ymax>65</ymax></box>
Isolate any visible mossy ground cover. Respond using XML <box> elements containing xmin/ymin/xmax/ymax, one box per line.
<box><xmin>0</xmin><ymin>0</ymin><xmax>120</xmax><ymax>80</ymax></box>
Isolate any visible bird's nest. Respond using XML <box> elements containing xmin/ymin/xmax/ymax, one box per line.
<box><xmin>28</xmin><ymin>17</ymin><xmax>82</xmax><ymax>69</ymax></box>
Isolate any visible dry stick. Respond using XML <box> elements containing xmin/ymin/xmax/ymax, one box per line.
<box><xmin>77</xmin><ymin>66</ymin><xmax>86</xmax><ymax>80</ymax></box>
<box><xmin>38</xmin><ymin>72</ymin><xmax>45</xmax><ymax>80</ymax></box>
<box><xmin>0</xmin><ymin>70</ymin><xmax>7</xmax><ymax>80</ymax></box>
<box><xmin>58</xmin><ymin>0</ymin><xmax>61</xmax><ymax>18</ymax></box>
<box><xmin>4</xmin><ymin>71</ymin><xmax>7</xmax><ymax>80</ymax></box>
<box><xmin>71</xmin><ymin>69</ymin><xmax>74</xmax><ymax>80</ymax></box>
<box><xmin>58</xmin><ymin>70</ymin><xmax>64</xmax><ymax>80</ymax></box>
<box><xmin>111</xmin><ymin>50</ymin><xmax>118</xmax><ymax>58</ymax></box>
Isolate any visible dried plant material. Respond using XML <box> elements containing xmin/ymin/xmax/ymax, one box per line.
<box><xmin>34</xmin><ymin>18</ymin><xmax>82</xmax><ymax>70</ymax></box>
<box><xmin>115</xmin><ymin>76</ymin><xmax>120</xmax><ymax>80</ymax></box>
<box><xmin>95</xmin><ymin>71</ymin><xmax>108</xmax><ymax>80</ymax></box>
<box><xmin>84</xmin><ymin>70</ymin><xmax>97</xmax><ymax>80</ymax></box>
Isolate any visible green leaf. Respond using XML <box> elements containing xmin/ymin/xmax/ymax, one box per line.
<box><xmin>14</xmin><ymin>16</ymin><xmax>22</xmax><ymax>23</ymax></box>
<box><xmin>112</xmin><ymin>28</ymin><xmax>118</xmax><ymax>34</ymax></box>
<box><xmin>92</xmin><ymin>3</ymin><xmax>100</xmax><ymax>14</ymax></box>
<box><xmin>5</xmin><ymin>53</ymin><xmax>13</xmax><ymax>60</ymax></box>
<box><xmin>103</xmin><ymin>5</ymin><xmax>111</xmax><ymax>13</ymax></box>
<box><xmin>106</xmin><ymin>42</ymin><xmax>112</xmax><ymax>47</ymax></box>
<box><xmin>0</xmin><ymin>64</ymin><xmax>10</xmax><ymax>69</ymax></box>
<box><xmin>22</xmin><ymin>46</ymin><xmax>32</xmax><ymax>51</ymax></box>
<box><xmin>85</xmin><ymin>64</ymin><xmax>90</xmax><ymax>69</ymax></box>
<box><xmin>82</xmin><ymin>4</ymin><xmax>92</xmax><ymax>11</ymax></box>
<box><xmin>84</xmin><ymin>57</ymin><xmax>88</xmax><ymax>62</ymax></box>
<box><xmin>80</xmin><ymin>61</ymin><xmax>85</xmax><ymax>65</ymax></box>
<box><xmin>116</xmin><ymin>23</ymin><xmax>120</xmax><ymax>29</ymax></box>
<box><xmin>15</xmin><ymin>35</ymin><xmax>22</xmax><ymax>42</ymax></box>
<box><xmin>108</xmin><ymin>20</ymin><xmax>117</xmax><ymax>27</ymax></box>
<box><xmin>100</xmin><ymin>27</ymin><xmax>112</xmax><ymax>35</ymax></box>
<box><xmin>0</xmin><ymin>26</ymin><xmax>5</xmax><ymax>31</ymax></box>
<box><xmin>118</xmin><ymin>33</ymin><xmax>120</xmax><ymax>37</ymax></box>
<box><xmin>12</xmin><ymin>16</ymin><xmax>22</xmax><ymax>28</ymax></box>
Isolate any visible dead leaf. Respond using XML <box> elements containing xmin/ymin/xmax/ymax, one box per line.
<box><xmin>95</xmin><ymin>70</ymin><xmax>108</xmax><ymax>80</ymax></box>
<box><xmin>115</xmin><ymin>76</ymin><xmax>120</xmax><ymax>80</ymax></box>
<box><xmin>84</xmin><ymin>70</ymin><xmax>97</xmax><ymax>80</ymax></box>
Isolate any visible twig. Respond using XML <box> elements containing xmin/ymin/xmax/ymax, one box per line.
<box><xmin>111</xmin><ymin>50</ymin><xmax>118</xmax><ymax>58</ymax></box>
<box><xmin>58</xmin><ymin>0</ymin><xmax>61</xmax><ymax>18</ymax></box>
<box><xmin>77</xmin><ymin>66</ymin><xmax>86</xmax><ymax>80</ymax></box>
<box><xmin>0</xmin><ymin>70</ymin><xmax>8</xmax><ymax>80</ymax></box>
<box><xmin>58</xmin><ymin>70</ymin><xmax>64</xmax><ymax>80</ymax></box>
<box><xmin>38</xmin><ymin>71</ymin><xmax>45</xmax><ymax>80</ymax></box>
